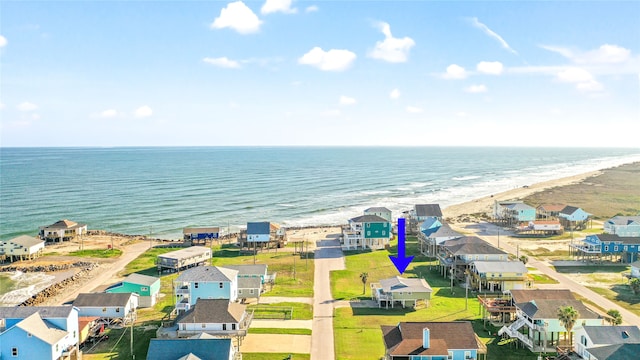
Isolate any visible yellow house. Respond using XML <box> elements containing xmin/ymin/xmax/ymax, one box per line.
<box><xmin>469</xmin><ymin>261</ymin><xmax>529</xmax><ymax>292</ymax></box>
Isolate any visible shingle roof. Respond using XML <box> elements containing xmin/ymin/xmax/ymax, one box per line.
<box><xmin>177</xmin><ymin>354</ymin><xmax>203</xmax><ymax>360</ymax></box>
<box><xmin>379</xmin><ymin>276</ymin><xmax>432</xmax><ymax>294</ymax></box>
<box><xmin>472</xmin><ymin>261</ymin><xmax>527</xmax><ymax>274</ymax></box>
<box><xmin>124</xmin><ymin>273</ymin><xmax>160</xmax><ymax>287</ymax></box>
<box><xmin>15</xmin><ymin>312</ymin><xmax>68</xmax><ymax>345</ymax></box>
<box><xmin>146</xmin><ymin>338</ymin><xmax>233</xmax><ymax>360</ymax></box>
<box><xmin>586</xmin><ymin>343</ymin><xmax>640</xmax><ymax>360</ymax></box>
<box><xmin>238</xmin><ymin>277</ymin><xmax>262</xmax><ymax>289</ymax></box>
<box><xmin>560</xmin><ymin>205</ymin><xmax>581</xmax><ymax>215</ymax></box>
<box><xmin>43</xmin><ymin>219</ymin><xmax>85</xmax><ymax>229</ymax></box>
<box><xmin>176</xmin><ymin>299</ymin><xmax>245</xmax><ymax>324</ymax></box>
<box><xmin>365</xmin><ymin>207</ymin><xmax>391</xmax><ymax>213</ymax></box>
<box><xmin>519</xmin><ymin>299</ymin><xmax>599</xmax><ymax>320</ymax></box>
<box><xmin>444</xmin><ymin>241</ymin><xmax>507</xmax><ymax>256</ymax></box>
<box><xmin>0</xmin><ymin>306</ymin><xmax>75</xmax><ymax>320</ymax></box>
<box><xmin>583</xmin><ymin>325</ymin><xmax>640</xmax><ymax>345</ymax></box>
<box><xmin>505</xmin><ymin>203</ymin><xmax>535</xmax><ymax>211</ymax></box>
<box><xmin>537</xmin><ymin>204</ymin><xmax>567</xmax><ymax>212</ymax></box>
<box><xmin>593</xmin><ymin>234</ymin><xmax>640</xmax><ymax>244</ymax></box>
<box><xmin>349</xmin><ymin>215</ymin><xmax>389</xmax><ymax>223</ymax></box>
<box><xmin>222</xmin><ymin>264</ymin><xmax>268</xmax><ymax>276</ymax></box>
<box><xmin>381</xmin><ymin>322</ymin><xmax>480</xmax><ymax>356</ymax></box>
<box><xmin>441</xmin><ymin>236</ymin><xmax>485</xmax><ymax>247</ymax></box>
<box><xmin>607</xmin><ymin>216</ymin><xmax>640</xmax><ymax>226</ymax></box>
<box><xmin>247</xmin><ymin>222</ymin><xmax>271</xmax><ymax>235</ymax></box>
<box><xmin>428</xmin><ymin>224</ymin><xmax>462</xmax><ymax>239</ymax></box>
<box><xmin>414</xmin><ymin>204</ymin><xmax>442</xmax><ymax>218</ymax></box>
<box><xmin>175</xmin><ymin>266</ymin><xmax>238</xmax><ymax>282</ymax></box>
<box><xmin>73</xmin><ymin>293</ymin><xmax>135</xmax><ymax>307</ymax></box>
<box><xmin>5</xmin><ymin>235</ymin><xmax>44</xmax><ymax>248</ymax></box>
<box><xmin>509</xmin><ymin>289</ymin><xmax>575</xmax><ymax>304</ymax></box>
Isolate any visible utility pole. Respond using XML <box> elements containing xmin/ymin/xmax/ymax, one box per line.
<box><xmin>130</xmin><ymin>309</ymin><xmax>135</xmax><ymax>359</ymax></box>
<box><xmin>497</xmin><ymin>227</ymin><xmax>500</xmax><ymax>248</ymax></box>
<box><xmin>149</xmin><ymin>226</ymin><xmax>153</xmax><ymax>249</ymax></box>
<box><xmin>293</xmin><ymin>253</ymin><xmax>297</xmax><ymax>280</ymax></box>
<box><xmin>465</xmin><ymin>273</ymin><xmax>469</xmax><ymax>310</ymax></box>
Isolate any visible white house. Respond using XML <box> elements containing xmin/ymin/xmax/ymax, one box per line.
<box><xmin>574</xmin><ymin>325</ymin><xmax>640</xmax><ymax>359</ymax></box>
<box><xmin>175</xmin><ymin>299</ymin><xmax>252</xmax><ymax>338</ymax></box>
<box><xmin>364</xmin><ymin>207</ymin><xmax>392</xmax><ymax>222</ymax></box>
<box><xmin>39</xmin><ymin>219</ymin><xmax>87</xmax><ymax>242</ymax></box>
<box><xmin>0</xmin><ymin>235</ymin><xmax>45</xmax><ymax>262</ymax></box>
<box><xmin>72</xmin><ymin>293</ymin><xmax>138</xmax><ymax>324</ymax></box>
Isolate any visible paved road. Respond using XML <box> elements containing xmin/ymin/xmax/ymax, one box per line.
<box><xmin>469</xmin><ymin>222</ymin><xmax>640</xmax><ymax>327</ymax></box>
<box><xmin>311</xmin><ymin>238</ymin><xmax>345</xmax><ymax>360</ymax></box>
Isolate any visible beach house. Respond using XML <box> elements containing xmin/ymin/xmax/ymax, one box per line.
<box><xmin>570</xmin><ymin>234</ymin><xmax>640</xmax><ymax>263</ymax></box>
<box><xmin>408</xmin><ymin>204</ymin><xmax>443</xmax><ymax>233</ymax></box>
<box><xmin>381</xmin><ymin>321</ymin><xmax>486</xmax><ymax>360</ymax></box>
<box><xmin>558</xmin><ymin>205</ymin><xmax>591</xmax><ymax>230</ymax></box>
<box><xmin>175</xmin><ymin>299</ymin><xmax>252</xmax><ymax>338</ymax></box>
<box><xmin>437</xmin><ymin>236</ymin><xmax>508</xmax><ymax>281</ymax></box>
<box><xmin>183</xmin><ymin>227</ymin><xmax>220</xmax><ymax>243</ymax></box>
<box><xmin>0</xmin><ymin>306</ymin><xmax>80</xmax><ymax>360</ymax></box>
<box><xmin>536</xmin><ymin>204</ymin><xmax>567</xmax><ymax>219</ymax></box>
<box><xmin>574</xmin><ymin>325</ymin><xmax>640</xmax><ymax>359</ymax></box>
<box><xmin>39</xmin><ymin>219</ymin><xmax>87</xmax><ymax>242</ymax></box>
<box><xmin>105</xmin><ymin>273</ymin><xmax>161</xmax><ymax>308</ymax></box>
<box><xmin>222</xmin><ymin>264</ymin><xmax>272</xmax><ymax>299</ymax></box>
<box><xmin>468</xmin><ymin>261</ymin><xmax>529</xmax><ymax>292</ymax></box>
<box><xmin>364</xmin><ymin>206</ymin><xmax>393</xmax><ymax>222</ymax></box>
<box><xmin>417</xmin><ymin>221</ymin><xmax>462</xmax><ymax>256</ymax></box>
<box><xmin>493</xmin><ymin>201</ymin><xmax>536</xmax><ymax>226</ymax></box>
<box><xmin>147</xmin><ymin>337</ymin><xmax>239</xmax><ymax>360</ymax></box>
<box><xmin>174</xmin><ymin>266</ymin><xmax>239</xmax><ymax>312</ymax></box>
<box><xmin>604</xmin><ymin>216</ymin><xmax>640</xmax><ymax>237</ymax></box>
<box><xmin>156</xmin><ymin>246</ymin><xmax>211</xmax><ymax>272</ymax></box>
<box><xmin>498</xmin><ymin>289</ymin><xmax>603</xmax><ymax>353</ymax></box>
<box><xmin>0</xmin><ymin>235</ymin><xmax>45</xmax><ymax>262</ymax></box>
<box><xmin>72</xmin><ymin>293</ymin><xmax>138</xmax><ymax>325</ymax></box>
<box><xmin>371</xmin><ymin>276</ymin><xmax>433</xmax><ymax>308</ymax></box>
<box><xmin>342</xmin><ymin>214</ymin><xmax>392</xmax><ymax>250</ymax></box>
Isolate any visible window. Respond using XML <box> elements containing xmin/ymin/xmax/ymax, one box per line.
<box><xmin>141</xmin><ymin>286</ymin><xmax>148</xmax><ymax>291</ymax></box>
<box><xmin>102</xmin><ymin>308</ymin><xmax>107</xmax><ymax>313</ymax></box>
<box><xmin>202</xmin><ymin>323</ymin><xmax>206</xmax><ymax>328</ymax></box>
<box><xmin>448</xmin><ymin>351</ymin><xmax>453</xmax><ymax>360</ymax></box>
<box><xmin>27</xmin><ymin>333</ymin><xmax>32</xmax><ymax>337</ymax></box>
<box><xmin>614</xmin><ymin>246</ymin><xmax>619</xmax><ymax>252</ymax></box>
<box><xmin>366</xmin><ymin>223</ymin><xmax>370</xmax><ymax>228</ymax></box>
<box><xmin>116</xmin><ymin>307</ymin><xmax>120</xmax><ymax>313</ymax></box>
<box><xmin>250</xmin><ymin>289</ymin><xmax>254</xmax><ymax>294</ymax></box>
<box><xmin>194</xmin><ymin>282</ymin><xmax>199</xmax><ymax>289</ymax></box>
<box><xmin>56</xmin><ymin>344</ymin><xmax>59</xmax><ymax>352</ymax></box>
<box><xmin>604</xmin><ymin>246</ymin><xmax>609</xmax><ymax>251</ymax></box>
<box><xmin>232</xmin><ymin>324</ymin><xmax>236</xmax><ymax>330</ymax></box>
<box><xmin>465</xmin><ymin>351</ymin><xmax>472</xmax><ymax>358</ymax></box>
<box><xmin>223</xmin><ymin>324</ymin><xmax>227</xmax><ymax>331</ymax></box>
<box><xmin>219</xmin><ymin>282</ymin><xmax>224</xmax><ymax>288</ymax></box>
<box><xmin>581</xmin><ymin>335</ymin><xmax>587</xmax><ymax>345</ymax></box>
<box><xmin>367</xmin><ymin>231</ymin><xmax>371</xmax><ymax>236</ymax></box>
<box><xmin>12</xmin><ymin>348</ymin><xmax>18</xmax><ymax>356</ymax></box>
<box><xmin>382</xmin><ymin>231</ymin><xmax>386</xmax><ymax>236</ymax></box>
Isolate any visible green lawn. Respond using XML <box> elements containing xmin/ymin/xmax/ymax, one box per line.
<box><xmin>248</xmin><ymin>302</ymin><xmax>313</xmax><ymax>320</ymax></box>
<box><xmin>242</xmin><ymin>354</ymin><xmax>310</xmax><ymax>360</ymax></box>
<box><xmin>472</xmin><ymin>321</ymin><xmax>553</xmax><ymax>360</ymax></box>
<box><xmin>553</xmin><ymin>265</ymin><xmax>629</xmax><ymax>274</ymax></box>
<box><xmin>82</xmin><ymin>323</ymin><xmax>157</xmax><ymax>360</ymax></box>
<box><xmin>68</xmin><ymin>249</ymin><xmax>123</xmax><ymax>258</ymax></box>
<box><xmin>248</xmin><ymin>328</ymin><xmax>312</xmax><ymax>335</ymax></box>
<box><xmin>587</xmin><ymin>285</ymin><xmax>640</xmax><ymax>317</ymax></box>
<box><xmin>529</xmin><ymin>273</ymin><xmax>559</xmax><ymax>284</ymax></box>
<box><xmin>120</xmin><ymin>247</ymin><xmax>178</xmax><ymax>276</ymax></box>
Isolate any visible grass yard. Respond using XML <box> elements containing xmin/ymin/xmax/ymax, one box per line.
<box><xmin>248</xmin><ymin>302</ymin><xmax>313</xmax><ymax>320</ymax></box>
<box><xmin>522</xmin><ymin>248</ymin><xmax>570</xmax><ymax>259</ymax></box>
<box><xmin>242</xmin><ymin>354</ymin><xmax>310</xmax><ymax>360</ymax></box>
<box><xmin>529</xmin><ymin>273</ymin><xmax>559</xmax><ymax>284</ymax></box>
<box><xmin>587</xmin><ymin>285</ymin><xmax>640</xmax><ymax>317</ymax></box>
<box><xmin>553</xmin><ymin>265</ymin><xmax>629</xmax><ymax>274</ymax></box>
<box><xmin>82</xmin><ymin>323</ymin><xmax>158</xmax><ymax>360</ymax></box>
<box><xmin>248</xmin><ymin>328</ymin><xmax>312</xmax><ymax>335</ymax></box>
<box><xmin>472</xmin><ymin>321</ymin><xmax>552</xmax><ymax>360</ymax></box>
<box><xmin>68</xmin><ymin>249</ymin><xmax>123</xmax><ymax>258</ymax></box>
<box><xmin>120</xmin><ymin>247</ymin><xmax>178</xmax><ymax>276</ymax></box>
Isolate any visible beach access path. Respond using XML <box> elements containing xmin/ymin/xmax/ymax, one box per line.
<box><xmin>311</xmin><ymin>237</ymin><xmax>345</xmax><ymax>360</ymax></box>
<box><xmin>467</xmin><ymin>222</ymin><xmax>640</xmax><ymax>328</ymax></box>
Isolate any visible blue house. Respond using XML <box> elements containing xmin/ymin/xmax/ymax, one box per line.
<box><xmin>419</xmin><ymin>218</ymin><xmax>443</xmax><ymax>237</ymax></box>
<box><xmin>604</xmin><ymin>216</ymin><xmax>640</xmax><ymax>237</ymax></box>
<box><xmin>174</xmin><ymin>266</ymin><xmax>238</xmax><ymax>312</ymax></box>
<box><xmin>246</xmin><ymin>222</ymin><xmax>272</xmax><ymax>242</ymax></box>
<box><xmin>494</xmin><ymin>201</ymin><xmax>536</xmax><ymax>226</ymax></box>
<box><xmin>147</xmin><ymin>337</ymin><xmax>237</xmax><ymax>360</ymax></box>
<box><xmin>571</xmin><ymin>234</ymin><xmax>640</xmax><ymax>263</ymax></box>
<box><xmin>381</xmin><ymin>321</ymin><xmax>486</xmax><ymax>359</ymax></box>
<box><xmin>558</xmin><ymin>205</ymin><xmax>591</xmax><ymax>230</ymax></box>
<box><xmin>0</xmin><ymin>306</ymin><xmax>80</xmax><ymax>360</ymax></box>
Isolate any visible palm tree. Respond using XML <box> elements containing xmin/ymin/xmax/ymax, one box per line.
<box><xmin>630</xmin><ymin>278</ymin><xmax>640</xmax><ymax>295</ymax></box>
<box><xmin>557</xmin><ymin>305</ymin><xmax>580</xmax><ymax>350</ymax></box>
<box><xmin>360</xmin><ymin>272</ymin><xmax>369</xmax><ymax>294</ymax></box>
<box><xmin>606</xmin><ymin>309</ymin><xmax>623</xmax><ymax>325</ymax></box>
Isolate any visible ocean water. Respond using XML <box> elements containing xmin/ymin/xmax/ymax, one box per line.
<box><xmin>1</xmin><ymin>147</ymin><xmax>640</xmax><ymax>241</ymax></box>
<box><xmin>0</xmin><ymin>271</ymin><xmax>56</xmax><ymax>306</ymax></box>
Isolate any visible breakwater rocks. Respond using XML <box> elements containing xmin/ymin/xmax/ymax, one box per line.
<box><xmin>1</xmin><ymin>261</ymin><xmax>97</xmax><ymax>273</ymax></box>
<box><xmin>14</xmin><ymin>262</ymin><xmax>100</xmax><ymax>307</ymax></box>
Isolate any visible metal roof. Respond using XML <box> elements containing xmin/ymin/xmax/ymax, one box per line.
<box><xmin>175</xmin><ymin>266</ymin><xmax>238</xmax><ymax>282</ymax></box>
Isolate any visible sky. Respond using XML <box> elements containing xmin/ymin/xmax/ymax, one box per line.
<box><xmin>1</xmin><ymin>1</ymin><xmax>639</xmax><ymax>147</ymax></box>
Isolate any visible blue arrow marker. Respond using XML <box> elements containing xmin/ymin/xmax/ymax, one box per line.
<box><xmin>389</xmin><ymin>218</ymin><xmax>414</xmax><ymax>274</ymax></box>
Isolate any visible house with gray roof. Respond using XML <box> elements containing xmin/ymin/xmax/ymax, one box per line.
<box><xmin>106</xmin><ymin>273</ymin><xmax>161</xmax><ymax>307</ymax></box>
<box><xmin>574</xmin><ymin>325</ymin><xmax>640</xmax><ymax>359</ymax></box>
<box><xmin>364</xmin><ymin>207</ymin><xmax>392</xmax><ymax>222</ymax></box>
<box><xmin>584</xmin><ymin>343</ymin><xmax>640</xmax><ymax>360</ymax></box>
<box><xmin>604</xmin><ymin>216</ymin><xmax>640</xmax><ymax>237</ymax></box>
<box><xmin>72</xmin><ymin>293</ymin><xmax>138</xmax><ymax>324</ymax></box>
<box><xmin>371</xmin><ymin>276</ymin><xmax>433</xmax><ymax>309</ymax></box>
<box><xmin>469</xmin><ymin>261</ymin><xmax>529</xmax><ymax>292</ymax></box>
<box><xmin>558</xmin><ymin>205</ymin><xmax>591</xmax><ymax>230</ymax></box>
<box><xmin>175</xmin><ymin>299</ymin><xmax>252</xmax><ymax>338</ymax></box>
<box><xmin>147</xmin><ymin>337</ymin><xmax>238</xmax><ymax>360</ymax></box>
<box><xmin>437</xmin><ymin>236</ymin><xmax>508</xmax><ymax>281</ymax></box>
<box><xmin>174</xmin><ymin>266</ymin><xmax>239</xmax><ymax>312</ymax></box>
<box><xmin>0</xmin><ymin>306</ymin><xmax>80</xmax><ymax>360</ymax></box>
<box><xmin>0</xmin><ymin>235</ymin><xmax>45</xmax><ymax>262</ymax></box>
<box><xmin>342</xmin><ymin>213</ymin><xmax>392</xmax><ymax>250</ymax></box>
<box><xmin>407</xmin><ymin>204</ymin><xmax>443</xmax><ymax>234</ymax></box>
<box><xmin>157</xmin><ymin>246</ymin><xmax>211</xmax><ymax>272</ymax></box>
<box><xmin>417</xmin><ymin>221</ymin><xmax>462</xmax><ymax>256</ymax></box>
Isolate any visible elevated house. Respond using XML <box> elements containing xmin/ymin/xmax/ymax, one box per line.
<box><xmin>174</xmin><ymin>299</ymin><xmax>252</xmax><ymax>338</ymax></box>
<box><xmin>536</xmin><ymin>204</ymin><xmax>567</xmax><ymax>220</ymax></box>
<box><xmin>558</xmin><ymin>205</ymin><xmax>591</xmax><ymax>231</ymax></box>
<box><xmin>493</xmin><ymin>201</ymin><xmax>536</xmax><ymax>227</ymax></box>
<box><xmin>371</xmin><ymin>276</ymin><xmax>433</xmax><ymax>309</ymax></box>
<box><xmin>0</xmin><ymin>235</ymin><xmax>45</xmax><ymax>262</ymax></box>
<box><xmin>437</xmin><ymin>236</ymin><xmax>508</xmax><ymax>282</ymax></box>
<box><xmin>39</xmin><ymin>219</ymin><xmax>87</xmax><ymax>242</ymax></box>
<box><xmin>238</xmin><ymin>222</ymin><xmax>286</xmax><ymax>249</ymax></box>
<box><xmin>498</xmin><ymin>289</ymin><xmax>602</xmax><ymax>353</ymax></box>
<box><xmin>364</xmin><ymin>207</ymin><xmax>393</xmax><ymax>222</ymax></box>
<box><xmin>574</xmin><ymin>325</ymin><xmax>640</xmax><ymax>359</ymax></box>
<box><xmin>570</xmin><ymin>234</ymin><xmax>640</xmax><ymax>263</ymax></box>
<box><xmin>106</xmin><ymin>273</ymin><xmax>161</xmax><ymax>308</ymax></box>
<box><xmin>418</xmin><ymin>221</ymin><xmax>462</xmax><ymax>256</ymax></box>
<box><xmin>183</xmin><ymin>227</ymin><xmax>220</xmax><ymax>244</ymax></box>
<box><xmin>72</xmin><ymin>293</ymin><xmax>138</xmax><ymax>325</ymax></box>
<box><xmin>342</xmin><ymin>214</ymin><xmax>392</xmax><ymax>251</ymax></box>
<box><xmin>147</xmin><ymin>337</ymin><xmax>239</xmax><ymax>360</ymax></box>
<box><xmin>408</xmin><ymin>204</ymin><xmax>443</xmax><ymax>234</ymax></box>
<box><xmin>0</xmin><ymin>306</ymin><xmax>80</xmax><ymax>360</ymax></box>
<box><xmin>468</xmin><ymin>261</ymin><xmax>529</xmax><ymax>292</ymax></box>
<box><xmin>222</xmin><ymin>264</ymin><xmax>274</xmax><ymax>300</ymax></box>
<box><xmin>604</xmin><ymin>216</ymin><xmax>640</xmax><ymax>237</ymax></box>
<box><xmin>156</xmin><ymin>246</ymin><xmax>211</xmax><ymax>272</ymax></box>
<box><xmin>173</xmin><ymin>266</ymin><xmax>238</xmax><ymax>312</ymax></box>
<box><xmin>381</xmin><ymin>321</ymin><xmax>487</xmax><ymax>360</ymax></box>
<box><xmin>516</xmin><ymin>220</ymin><xmax>563</xmax><ymax>235</ymax></box>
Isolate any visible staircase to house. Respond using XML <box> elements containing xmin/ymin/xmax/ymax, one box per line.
<box><xmin>498</xmin><ymin>317</ymin><xmax>533</xmax><ymax>349</ymax></box>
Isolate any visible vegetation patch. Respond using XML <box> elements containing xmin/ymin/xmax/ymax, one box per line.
<box><xmin>242</xmin><ymin>353</ymin><xmax>310</xmax><ymax>360</ymax></box>
<box><xmin>82</xmin><ymin>323</ymin><xmax>157</xmax><ymax>360</ymax></box>
<box><xmin>248</xmin><ymin>302</ymin><xmax>313</xmax><ymax>320</ymax></box>
<box><xmin>69</xmin><ymin>249</ymin><xmax>123</xmax><ymax>258</ymax></box>
<box><xmin>529</xmin><ymin>273</ymin><xmax>559</xmax><ymax>284</ymax></box>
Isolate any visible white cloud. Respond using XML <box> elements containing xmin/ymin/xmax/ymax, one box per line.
<box><xmin>476</xmin><ymin>61</ymin><xmax>503</xmax><ymax>75</ymax></box>
<box><xmin>0</xmin><ymin>35</ymin><xmax>7</xmax><ymax>48</ymax></box>
<box><xmin>539</xmin><ymin>45</ymin><xmax>574</xmax><ymax>59</ymax></box>
<box><xmin>134</xmin><ymin>105</ymin><xmax>153</xmax><ymax>118</ymax></box>
<box><xmin>465</xmin><ymin>84</ymin><xmax>488</xmax><ymax>93</ymax></box>
<box><xmin>443</xmin><ymin>64</ymin><xmax>467</xmax><ymax>79</ymax></box>
<box><xmin>339</xmin><ymin>96</ymin><xmax>356</xmax><ymax>105</ymax></box>
<box><xmin>211</xmin><ymin>1</ymin><xmax>262</xmax><ymax>34</ymax></box>
<box><xmin>298</xmin><ymin>47</ymin><xmax>356</xmax><ymax>71</ymax></box>
<box><xmin>389</xmin><ymin>88</ymin><xmax>400</xmax><ymax>99</ymax></box>
<box><xmin>406</xmin><ymin>106</ymin><xmax>423</xmax><ymax>113</ymax></box>
<box><xmin>368</xmin><ymin>21</ymin><xmax>415</xmax><ymax>63</ymax></box>
<box><xmin>203</xmin><ymin>57</ymin><xmax>241</xmax><ymax>69</ymax></box>
<box><xmin>541</xmin><ymin>44</ymin><xmax>631</xmax><ymax>64</ymax></box>
<box><xmin>556</xmin><ymin>67</ymin><xmax>603</xmax><ymax>92</ymax></box>
<box><xmin>305</xmin><ymin>5</ymin><xmax>318</xmax><ymax>13</ymax></box>
<box><xmin>99</xmin><ymin>109</ymin><xmax>118</xmax><ymax>118</ymax></box>
<box><xmin>261</xmin><ymin>0</ymin><xmax>297</xmax><ymax>14</ymax></box>
<box><xmin>17</xmin><ymin>102</ymin><xmax>38</xmax><ymax>111</ymax></box>
<box><xmin>470</xmin><ymin>17</ymin><xmax>517</xmax><ymax>55</ymax></box>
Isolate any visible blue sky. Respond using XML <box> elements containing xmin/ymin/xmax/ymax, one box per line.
<box><xmin>1</xmin><ymin>1</ymin><xmax>639</xmax><ymax>147</ymax></box>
